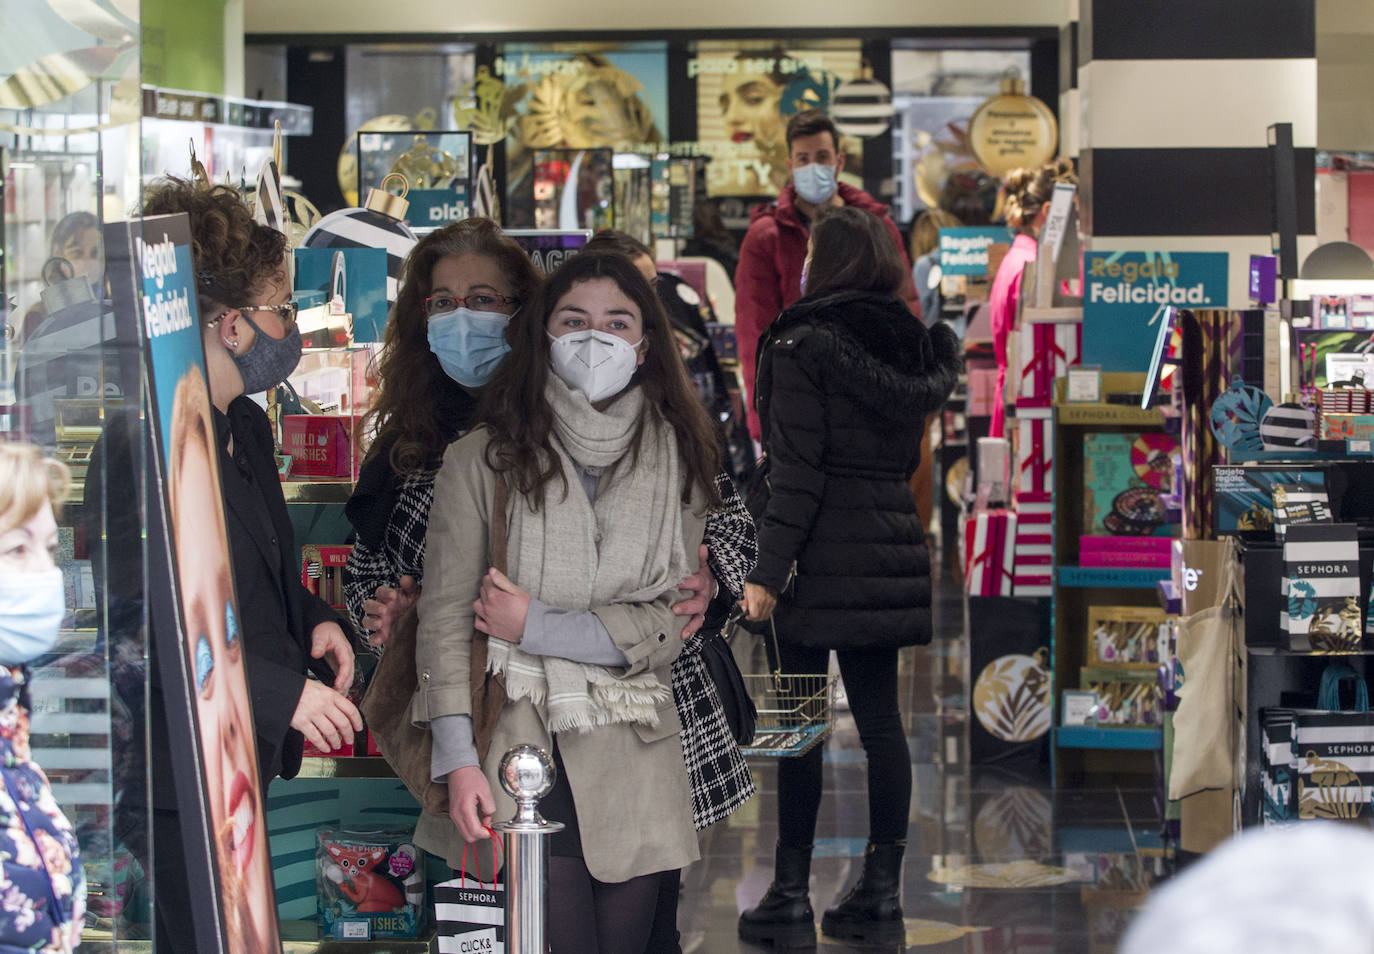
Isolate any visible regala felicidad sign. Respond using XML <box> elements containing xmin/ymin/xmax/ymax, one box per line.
<box><xmin>1083</xmin><ymin>251</ymin><xmax>1228</xmax><ymax>373</ymax></box>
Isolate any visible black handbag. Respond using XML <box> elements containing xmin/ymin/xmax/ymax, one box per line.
<box><xmin>701</xmin><ymin>627</ymin><xmax>756</xmax><ymax>746</ymax></box>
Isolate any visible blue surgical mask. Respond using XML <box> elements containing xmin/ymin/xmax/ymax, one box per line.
<box><xmin>428</xmin><ymin>308</ymin><xmax>512</xmax><ymax>388</ymax></box>
<box><xmin>0</xmin><ymin>568</ymin><xmax>65</xmax><ymax>665</ymax></box>
<box><xmin>793</xmin><ymin>162</ymin><xmax>838</xmax><ymax>206</ymax></box>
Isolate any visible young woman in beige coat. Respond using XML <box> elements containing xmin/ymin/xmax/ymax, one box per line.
<box><xmin>411</xmin><ymin>251</ymin><xmax>724</xmax><ymax>953</ymax></box>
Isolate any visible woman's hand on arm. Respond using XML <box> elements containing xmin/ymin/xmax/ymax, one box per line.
<box><xmin>361</xmin><ymin>575</ymin><xmax>420</xmax><ymax>647</ymax></box>
<box><xmin>741</xmin><ymin>581</ymin><xmax>778</xmax><ymax>622</ymax></box>
<box><xmin>671</xmin><ymin>544</ymin><xmax>715</xmax><ymax>640</ymax></box>
<box><xmin>447</xmin><ymin>766</ymin><xmax>496</xmax><ymax>843</ymax></box>
<box><xmin>473</xmin><ymin>568</ymin><xmax>531</xmax><ymax>643</ymax></box>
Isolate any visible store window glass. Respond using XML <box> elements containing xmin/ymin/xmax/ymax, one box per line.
<box><xmin>890</xmin><ymin>46</ymin><xmax>1032</xmax><ymax>224</ymax></box>
<box><xmin>2</xmin><ymin>0</ymin><xmax>152</xmax><ymax>948</ymax></box>
<box><xmin>337</xmin><ymin>45</ymin><xmax>476</xmax><ymax>206</ymax></box>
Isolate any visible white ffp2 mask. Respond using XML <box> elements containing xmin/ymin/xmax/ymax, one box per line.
<box><xmin>548</xmin><ymin>329</ymin><xmax>642</xmax><ymax>403</ymax></box>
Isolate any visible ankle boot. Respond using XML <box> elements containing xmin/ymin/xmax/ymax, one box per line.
<box><xmin>738</xmin><ymin>843</ymin><xmax>816</xmax><ymax>948</ymax></box>
<box><xmin>820</xmin><ymin>841</ymin><xmax>905</xmax><ymax>944</ymax></box>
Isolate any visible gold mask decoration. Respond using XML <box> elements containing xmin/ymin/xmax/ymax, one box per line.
<box><xmin>517</xmin><ymin>59</ymin><xmax>657</xmax><ymax>150</ymax></box>
<box><xmin>454</xmin><ymin>66</ymin><xmax>523</xmax><ymax>146</ymax></box>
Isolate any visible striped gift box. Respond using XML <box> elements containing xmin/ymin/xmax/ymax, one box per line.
<box><xmin>1281</xmin><ymin>523</ymin><xmax>1362</xmax><ymax>651</ymax></box>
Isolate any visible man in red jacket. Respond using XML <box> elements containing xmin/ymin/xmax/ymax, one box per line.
<box><xmin>734</xmin><ymin>109</ymin><xmax>917</xmax><ymax>442</ymax></box>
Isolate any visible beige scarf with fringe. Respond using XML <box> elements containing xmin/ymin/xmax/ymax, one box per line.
<box><xmin>484</xmin><ymin>375</ymin><xmax>688</xmax><ymax>733</ymax></box>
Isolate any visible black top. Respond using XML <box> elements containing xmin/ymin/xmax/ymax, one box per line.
<box><xmin>214</xmin><ymin>395</ymin><xmax>342</xmax><ymax>783</ymax></box>
<box><xmin>748</xmin><ymin>291</ymin><xmax>961</xmax><ymax>649</ymax></box>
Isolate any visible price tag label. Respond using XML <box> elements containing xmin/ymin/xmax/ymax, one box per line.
<box><xmin>1066</xmin><ymin>367</ymin><xmax>1102</xmax><ymax>403</ymax></box>
<box><xmin>339</xmin><ymin>921</ymin><xmax>371</xmax><ymax>940</ymax></box>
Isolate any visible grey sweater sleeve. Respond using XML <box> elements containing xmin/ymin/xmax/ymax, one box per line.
<box><xmin>521</xmin><ymin>598</ymin><xmax>629</xmax><ymax>667</ymax></box>
<box><xmin>430</xmin><ymin>713</ymin><xmax>479</xmax><ymax>780</ymax></box>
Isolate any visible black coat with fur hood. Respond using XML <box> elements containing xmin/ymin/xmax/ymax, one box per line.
<box><xmin>749</xmin><ymin>290</ymin><xmax>960</xmax><ymax>648</ymax></box>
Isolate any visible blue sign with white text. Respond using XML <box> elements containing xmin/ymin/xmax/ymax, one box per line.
<box><xmin>938</xmin><ymin>226</ymin><xmax>1014</xmax><ymax>276</ymax></box>
<box><xmin>1083</xmin><ymin>251</ymin><xmax>1229</xmax><ymax>373</ymax></box>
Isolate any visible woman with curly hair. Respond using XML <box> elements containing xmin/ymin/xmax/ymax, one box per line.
<box><xmin>141</xmin><ymin>178</ymin><xmax>360</xmax><ymax>784</ymax></box>
<box><xmin>344</xmin><ymin>219</ymin><xmax>756</xmax><ymax>952</ymax></box>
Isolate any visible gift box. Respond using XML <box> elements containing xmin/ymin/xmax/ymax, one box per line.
<box><xmin>1088</xmin><ymin>606</ymin><xmax>1167</xmax><ymax>666</ymax></box>
<box><xmin>1016</xmin><ymin>414</ymin><xmax>1053</xmax><ymax>496</ymax></box>
<box><xmin>1213</xmin><ymin>464</ymin><xmax>1329</xmax><ymax>538</ymax></box>
<box><xmin>283</xmin><ymin>415</ymin><xmax>362</xmax><ymax>479</ymax></box>
<box><xmin>1081</xmin><ymin>666</ymin><xmax>1163</xmax><ymax>727</ymax></box>
<box><xmin>1281</xmin><ymin>523</ymin><xmax>1363</xmax><ymax>651</ymax></box>
<box><xmin>965</xmin><ymin>509</ymin><xmax>1017</xmax><ymax>597</ymax></box>
<box><xmin>317</xmin><ymin>828</ymin><xmax>426</xmax><ymax>939</ymax></box>
<box><xmin>1016</xmin><ymin>324</ymin><xmax>1053</xmax><ymax>407</ymax></box>
<box><xmin>1319</xmin><ymin>413</ymin><xmax>1374</xmax><ymax>442</ymax></box>
<box><xmin>302</xmin><ymin>544</ymin><xmax>353</xmax><ymax>608</ymax></box>
<box><xmin>1080</xmin><ymin>535</ymin><xmax>1171</xmax><ymax>568</ymax></box>
<box><xmin>967</xmin><ymin>367</ymin><xmax>1000</xmax><ymax>417</ymax></box>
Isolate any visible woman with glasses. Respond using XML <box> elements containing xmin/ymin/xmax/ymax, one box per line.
<box><xmin>139</xmin><ymin>178</ymin><xmax>361</xmax><ymax>951</ymax></box>
<box><xmin>142</xmin><ymin>179</ymin><xmax>361</xmax><ymax>782</ymax></box>
<box><xmin>344</xmin><ymin>219</ymin><xmax>756</xmax><ymax>953</ymax></box>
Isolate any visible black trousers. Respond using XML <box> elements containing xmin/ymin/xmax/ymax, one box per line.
<box><xmin>772</xmin><ymin>643</ymin><xmax>911</xmax><ymax>848</ymax></box>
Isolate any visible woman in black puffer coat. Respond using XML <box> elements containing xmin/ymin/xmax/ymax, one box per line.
<box><xmin>738</xmin><ymin>205</ymin><xmax>960</xmax><ymax>950</ymax></box>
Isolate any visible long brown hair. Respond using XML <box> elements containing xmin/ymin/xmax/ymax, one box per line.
<box><xmin>477</xmin><ymin>250</ymin><xmax>723</xmax><ymax>510</ymax></box>
<box><xmin>365</xmin><ymin>218</ymin><xmax>542</xmax><ymax>475</ymax></box>
<box><xmin>804</xmin><ymin>205</ymin><xmax>907</xmax><ymax>299</ymax></box>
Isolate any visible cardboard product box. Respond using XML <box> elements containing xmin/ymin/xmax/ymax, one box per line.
<box><xmin>1016</xmin><ymin>415</ymin><xmax>1053</xmax><ymax>496</ymax></box>
<box><xmin>1319</xmin><ymin>413</ymin><xmax>1374</xmax><ymax>442</ymax></box>
<box><xmin>965</xmin><ymin>509</ymin><xmax>1016</xmax><ymax>598</ymax></box>
<box><xmin>302</xmin><ymin>544</ymin><xmax>353</xmax><ymax>609</ymax></box>
<box><xmin>282</xmin><ymin>415</ymin><xmax>362</xmax><ymax>479</ymax></box>
<box><xmin>1087</xmin><ymin>605</ymin><xmax>1168</xmax><ymax>666</ymax></box>
<box><xmin>1082</xmin><ymin>432</ymin><xmax>1179</xmax><ymax>538</ymax></box>
<box><xmin>1212</xmin><ymin>464</ymin><xmax>1329</xmax><ymax>538</ymax></box>
<box><xmin>1081</xmin><ymin>666</ymin><xmax>1163</xmax><ymax>727</ymax></box>
<box><xmin>317</xmin><ymin>828</ymin><xmax>426</xmax><ymax>940</ymax></box>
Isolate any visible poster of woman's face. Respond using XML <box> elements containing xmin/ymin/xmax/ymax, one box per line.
<box><xmin>167</xmin><ymin>368</ymin><xmax>279</xmax><ymax>954</ymax></box>
<box><xmin>692</xmin><ymin>43</ymin><xmax>863</xmax><ymax>198</ymax></box>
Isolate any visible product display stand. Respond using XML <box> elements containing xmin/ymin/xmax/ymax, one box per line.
<box><xmin>1050</xmin><ymin>373</ymin><xmax>1169</xmax><ymax>786</ymax></box>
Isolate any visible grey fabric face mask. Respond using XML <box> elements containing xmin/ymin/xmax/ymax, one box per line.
<box><xmin>233</xmin><ymin>311</ymin><xmax>303</xmax><ymax>394</ymax></box>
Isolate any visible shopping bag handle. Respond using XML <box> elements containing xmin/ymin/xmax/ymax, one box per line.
<box><xmin>459</xmin><ymin>827</ymin><xmax>503</xmax><ymax>888</ymax></box>
<box><xmin>1318</xmin><ymin>662</ymin><xmax>1370</xmax><ymax>713</ymax></box>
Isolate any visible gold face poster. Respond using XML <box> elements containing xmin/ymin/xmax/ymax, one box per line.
<box><xmin>482</xmin><ymin>43</ymin><xmax>668</xmax><ymax>228</ymax></box>
<box><xmin>691</xmin><ymin>41</ymin><xmax>863</xmax><ymax>198</ymax></box>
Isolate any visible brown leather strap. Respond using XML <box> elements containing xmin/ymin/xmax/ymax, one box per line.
<box><xmin>470</xmin><ymin>476</ymin><xmax>510</xmax><ymax>764</ymax></box>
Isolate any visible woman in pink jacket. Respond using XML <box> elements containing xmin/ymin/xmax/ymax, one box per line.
<box><xmin>988</xmin><ymin>159</ymin><xmax>1076</xmax><ymax>438</ymax></box>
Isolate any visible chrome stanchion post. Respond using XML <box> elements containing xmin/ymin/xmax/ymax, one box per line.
<box><xmin>493</xmin><ymin>745</ymin><xmax>564</xmax><ymax>954</ymax></box>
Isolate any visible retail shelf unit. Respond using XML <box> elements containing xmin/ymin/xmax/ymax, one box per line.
<box><xmin>1050</xmin><ymin>373</ymin><xmax>1169</xmax><ymax>786</ymax></box>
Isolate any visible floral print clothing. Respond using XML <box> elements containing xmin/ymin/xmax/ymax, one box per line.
<box><xmin>0</xmin><ymin>666</ymin><xmax>85</xmax><ymax>954</ymax></box>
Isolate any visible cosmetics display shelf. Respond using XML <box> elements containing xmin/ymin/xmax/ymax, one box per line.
<box><xmin>1051</xmin><ymin>371</ymin><xmax>1172</xmax><ymax>787</ymax></box>
<box><xmin>1055</xmin><ymin>726</ymin><xmax>1163</xmax><ymax>751</ymax></box>
<box><xmin>79</xmin><ymin>924</ymin><xmax>438</xmax><ymax>953</ymax></box>
<box><xmin>296</xmin><ymin>756</ymin><xmax>398</xmax><ymax>779</ymax></box>
<box><xmin>1057</xmin><ymin>566</ymin><xmax>1171</xmax><ymax>590</ymax></box>
<box><xmin>281</xmin><ymin>479</ymin><xmax>355</xmax><ymax>504</ymax></box>
<box><xmin>1246</xmin><ymin>645</ymin><xmax>1374</xmax><ymax>657</ymax></box>
<box><xmin>1227</xmin><ymin>449</ymin><xmax>1356</xmax><ymax>464</ymax></box>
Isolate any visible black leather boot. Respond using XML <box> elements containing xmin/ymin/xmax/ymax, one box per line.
<box><xmin>738</xmin><ymin>843</ymin><xmax>816</xmax><ymax>948</ymax></box>
<box><xmin>820</xmin><ymin>841</ymin><xmax>905</xmax><ymax>945</ymax></box>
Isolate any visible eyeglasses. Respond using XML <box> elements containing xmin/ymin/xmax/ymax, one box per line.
<box><xmin>424</xmin><ymin>294</ymin><xmax>518</xmax><ymax>317</ymax></box>
<box><xmin>236</xmin><ymin>301</ymin><xmax>300</xmax><ymax>331</ymax></box>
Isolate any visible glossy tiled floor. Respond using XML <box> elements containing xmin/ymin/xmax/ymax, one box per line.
<box><xmin>677</xmin><ymin>568</ymin><xmax>1167</xmax><ymax>953</ymax></box>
